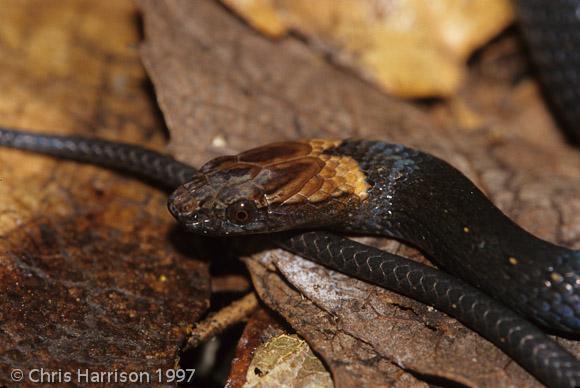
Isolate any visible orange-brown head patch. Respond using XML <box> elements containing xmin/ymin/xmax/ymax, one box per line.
<box><xmin>168</xmin><ymin>139</ymin><xmax>371</xmax><ymax>236</ymax></box>
<box><xmin>237</xmin><ymin>139</ymin><xmax>371</xmax><ymax>205</ymax></box>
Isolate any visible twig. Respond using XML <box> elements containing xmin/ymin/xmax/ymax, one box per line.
<box><xmin>183</xmin><ymin>292</ymin><xmax>259</xmax><ymax>353</ymax></box>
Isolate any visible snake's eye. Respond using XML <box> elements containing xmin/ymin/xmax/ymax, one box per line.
<box><xmin>226</xmin><ymin>199</ymin><xmax>257</xmax><ymax>225</ymax></box>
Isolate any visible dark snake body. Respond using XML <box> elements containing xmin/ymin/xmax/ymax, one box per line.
<box><xmin>0</xmin><ymin>128</ymin><xmax>196</xmax><ymax>189</ymax></box>
<box><xmin>328</xmin><ymin>140</ymin><xmax>580</xmax><ymax>334</ymax></box>
<box><xmin>516</xmin><ymin>0</ymin><xmax>580</xmax><ymax>142</ymax></box>
<box><xmin>1</xmin><ymin>127</ymin><xmax>579</xmax><ymax>387</ymax></box>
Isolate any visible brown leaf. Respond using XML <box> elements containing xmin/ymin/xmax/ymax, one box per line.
<box><xmin>0</xmin><ymin>0</ymin><xmax>210</xmax><ymax>384</ymax></box>
<box><xmin>245</xmin><ymin>255</ymin><xmax>426</xmax><ymax>388</ymax></box>
<box><xmin>226</xmin><ymin>307</ymin><xmax>287</xmax><ymax>388</ymax></box>
<box><xmin>221</xmin><ymin>0</ymin><xmax>514</xmax><ymax>97</ymax></box>
<box><xmin>139</xmin><ymin>1</ymin><xmax>580</xmax><ymax>387</ymax></box>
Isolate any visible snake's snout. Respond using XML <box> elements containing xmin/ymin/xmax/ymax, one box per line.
<box><xmin>168</xmin><ymin>184</ymin><xmax>199</xmax><ymax>221</ymax></box>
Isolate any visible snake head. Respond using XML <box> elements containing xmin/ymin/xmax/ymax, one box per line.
<box><xmin>167</xmin><ymin>140</ymin><xmax>370</xmax><ymax>236</ymax></box>
<box><xmin>167</xmin><ymin>167</ymin><xmax>274</xmax><ymax>235</ymax></box>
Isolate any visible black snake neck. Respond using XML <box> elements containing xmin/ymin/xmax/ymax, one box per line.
<box><xmin>326</xmin><ymin>139</ymin><xmax>580</xmax><ymax>333</ymax></box>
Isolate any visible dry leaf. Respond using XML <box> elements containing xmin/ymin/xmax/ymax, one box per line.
<box><xmin>0</xmin><ymin>1</ymin><xmax>210</xmax><ymax>384</ymax></box>
<box><xmin>244</xmin><ymin>334</ymin><xmax>332</xmax><ymax>388</ymax></box>
<box><xmin>222</xmin><ymin>0</ymin><xmax>514</xmax><ymax>97</ymax></box>
<box><xmin>227</xmin><ymin>307</ymin><xmax>288</xmax><ymax>388</ymax></box>
<box><xmin>138</xmin><ymin>1</ymin><xmax>580</xmax><ymax>386</ymax></box>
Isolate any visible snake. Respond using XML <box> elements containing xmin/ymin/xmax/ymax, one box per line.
<box><xmin>167</xmin><ymin>138</ymin><xmax>580</xmax><ymax>332</ymax></box>
<box><xmin>1</xmin><ymin>2</ymin><xmax>580</xmax><ymax>386</ymax></box>
<box><xmin>0</xmin><ymin>128</ymin><xmax>579</xmax><ymax>387</ymax></box>
<box><xmin>515</xmin><ymin>0</ymin><xmax>580</xmax><ymax>142</ymax></box>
